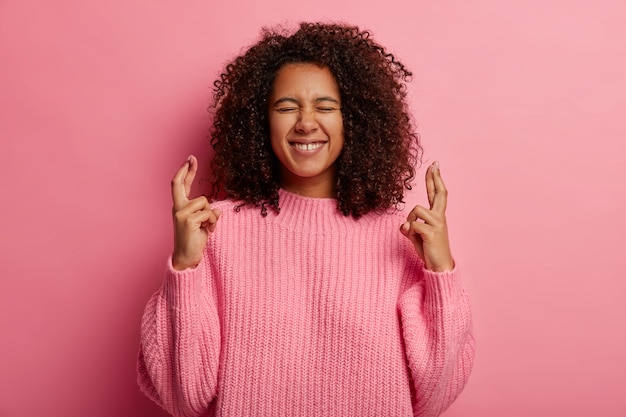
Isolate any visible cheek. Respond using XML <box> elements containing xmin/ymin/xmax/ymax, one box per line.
<box><xmin>327</xmin><ymin>116</ymin><xmax>344</xmax><ymax>139</ymax></box>
<box><xmin>269</xmin><ymin>115</ymin><xmax>292</xmax><ymax>138</ymax></box>
<box><xmin>269</xmin><ymin>121</ymin><xmax>284</xmax><ymax>149</ymax></box>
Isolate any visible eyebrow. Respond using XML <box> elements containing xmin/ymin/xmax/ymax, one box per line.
<box><xmin>272</xmin><ymin>96</ymin><xmax>341</xmax><ymax>106</ymax></box>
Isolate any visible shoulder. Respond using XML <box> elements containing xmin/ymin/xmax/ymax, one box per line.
<box><xmin>362</xmin><ymin>208</ymin><xmax>423</xmax><ymax>258</ymax></box>
<box><xmin>210</xmin><ymin>198</ymin><xmax>241</xmax><ymax>213</ymax></box>
<box><xmin>359</xmin><ymin>206</ymin><xmax>408</xmax><ymax>227</ymax></box>
<box><xmin>210</xmin><ymin>198</ymin><xmax>265</xmax><ymax>223</ymax></box>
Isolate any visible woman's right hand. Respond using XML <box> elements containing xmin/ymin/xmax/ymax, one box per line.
<box><xmin>171</xmin><ymin>155</ymin><xmax>221</xmax><ymax>270</ymax></box>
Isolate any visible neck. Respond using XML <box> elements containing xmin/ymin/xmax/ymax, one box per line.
<box><xmin>279</xmin><ymin>172</ymin><xmax>336</xmax><ymax>198</ymax></box>
<box><xmin>280</xmin><ymin>182</ymin><xmax>335</xmax><ymax>198</ymax></box>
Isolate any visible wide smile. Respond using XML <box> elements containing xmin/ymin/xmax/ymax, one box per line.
<box><xmin>289</xmin><ymin>141</ymin><xmax>327</xmax><ymax>154</ymax></box>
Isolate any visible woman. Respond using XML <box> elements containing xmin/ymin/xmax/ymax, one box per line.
<box><xmin>138</xmin><ymin>22</ymin><xmax>474</xmax><ymax>417</ymax></box>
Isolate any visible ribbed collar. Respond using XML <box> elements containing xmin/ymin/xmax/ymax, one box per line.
<box><xmin>267</xmin><ymin>189</ymin><xmax>376</xmax><ymax>235</ymax></box>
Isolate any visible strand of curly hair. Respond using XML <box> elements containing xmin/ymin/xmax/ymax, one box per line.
<box><xmin>209</xmin><ymin>22</ymin><xmax>421</xmax><ymax>218</ymax></box>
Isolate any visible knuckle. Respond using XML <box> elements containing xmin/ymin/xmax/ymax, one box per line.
<box><xmin>173</xmin><ymin>210</ymin><xmax>185</xmax><ymax>222</ymax></box>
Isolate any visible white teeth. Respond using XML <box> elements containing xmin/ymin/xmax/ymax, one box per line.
<box><xmin>293</xmin><ymin>142</ymin><xmax>323</xmax><ymax>151</ymax></box>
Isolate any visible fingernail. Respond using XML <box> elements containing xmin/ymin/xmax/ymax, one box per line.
<box><xmin>434</xmin><ymin>161</ymin><xmax>440</xmax><ymax>171</ymax></box>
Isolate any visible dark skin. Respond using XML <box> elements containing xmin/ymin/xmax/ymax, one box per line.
<box><xmin>400</xmin><ymin>161</ymin><xmax>454</xmax><ymax>272</ymax></box>
<box><xmin>171</xmin><ymin>155</ymin><xmax>220</xmax><ymax>271</ymax></box>
<box><xmin>172</xmin><ymin>63</ymin><xmax>454</xmax><ymax>272</ymax></box>
<box><xmin>171</xmin><ymin>156</ymin><xmax>454</xmax><ymax>272</ymax></box>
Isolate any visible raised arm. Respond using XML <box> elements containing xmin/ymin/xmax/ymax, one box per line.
<box><xmin>171</xmin><ymin>155</ymin><xmax>221</xmax><ymax>270</ymax></box>
<box><xmin>399</xmin><ymin>267</ymin><xmax>474</xmax><ymax>417</ymax></box>
<box><xmin>137</xmin><ymin>156</ymin><xmax>222</xmax><ymax>417</ymax></box>
<box><xmin>399</xmin><ymin>162</ymin><xmax>475</xmax><ymax>416</ymax></box>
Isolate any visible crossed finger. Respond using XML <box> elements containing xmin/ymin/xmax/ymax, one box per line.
<box><xmin>171</xmin><ymin>155</ymin><xmax>198</xmax><ymax>211</ymax></box>
<box><xmin>406</xmin><ymin>204</ymin><xmax>437</xmax><ymax>225</ymax></box>
<box><xmin>426</xmin><ymin>161</ymin><xmax>447</xmax><ymax>214</ymax></box>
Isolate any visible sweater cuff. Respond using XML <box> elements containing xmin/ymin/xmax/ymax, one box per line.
<box><xmin>163</xmin><ymin>255</ymin><xmax>204</xmax><ymax>311</ymax></box>
<box><xmin>421</xmin><ymin>263</ymin><xmax>462</xmax><ymax>307</ymax></box>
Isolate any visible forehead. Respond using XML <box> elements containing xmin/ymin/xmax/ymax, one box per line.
<box><xmin>270</xmin><ymin>63</ymin><xmax>340</xmax><ymax>98</ymax></box>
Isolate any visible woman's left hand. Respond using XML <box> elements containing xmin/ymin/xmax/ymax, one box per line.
<box><xmin>400</xmin><ymin>161</ymin><xmax>454</xmax><ymax>272</ymax></box>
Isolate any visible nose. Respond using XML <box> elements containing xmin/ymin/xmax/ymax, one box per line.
<box><xmin>295</xmin><ymin>109</ymin><xmax>319</xmax><ymax>133</ymax></box>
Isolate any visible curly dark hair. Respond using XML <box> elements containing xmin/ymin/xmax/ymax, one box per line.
<box><xmin>209</xmin><ymin>22</ymin><xmax>421</xmax><ymax>218</ymax></box>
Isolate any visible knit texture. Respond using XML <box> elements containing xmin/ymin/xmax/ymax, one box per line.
<box><xmin>138</xmin><ymin>189</ymin><xmax>474</xmax><ymax>417</ymax></box>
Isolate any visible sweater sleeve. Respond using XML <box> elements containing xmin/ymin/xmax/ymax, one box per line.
<box><xmin>398</xmin><ymin>266</ymin><xmax>475</xmax><ymax>417</ymax></box>
<box><xmin>137</xmin><ymin>254</ymin><xmax>221</xmax><ymax>417</ymax></box>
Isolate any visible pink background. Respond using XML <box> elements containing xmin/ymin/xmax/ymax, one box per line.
<box><xmin>1</xmin><ymin>0</ymin><xmax>625</xmax><ymax>416</ymax></box>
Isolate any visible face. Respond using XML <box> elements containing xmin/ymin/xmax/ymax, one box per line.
<box><xmin>268</xmin><ymin>63</ymin><xmax>344</xmax><ymax>197</ymax></box>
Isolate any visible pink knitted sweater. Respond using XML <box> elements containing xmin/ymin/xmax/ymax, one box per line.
<box><xmin>138</xmin><ymin>189</ymin><xmax>474</xmax><ymax>417</ymax></box>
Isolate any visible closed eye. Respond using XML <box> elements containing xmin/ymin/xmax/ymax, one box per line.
<box><xmin>274</xmin><ymin>107</ymin><xmax>298</xmax><ymax>113</ymax></box>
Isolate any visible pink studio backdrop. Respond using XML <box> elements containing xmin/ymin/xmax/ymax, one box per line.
<box><xmin>1</xmin><ymin>0</ymin><xmax>625</xmax><ymax>416</ymax></box>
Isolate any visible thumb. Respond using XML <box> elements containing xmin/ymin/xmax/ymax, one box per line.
<box><xmin>207</xmin><ymin>208</ymin><xmax>222</xmax><ymax>233</ymax></box>
<box><xmin>400</xmin><ymin>221</ymin><xmax>425</xmax><ymax>260</ymax></box>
